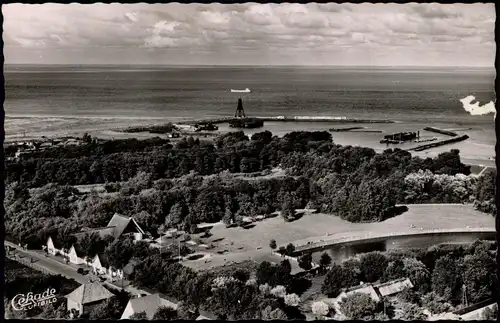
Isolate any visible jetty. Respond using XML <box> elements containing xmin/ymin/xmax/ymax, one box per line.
<box><xmin>329</xmin><ymin>127</ymin><xmax>365</xmax><ymax>132</ymax></box>
<box><xmin>423</xmin><ymin>127</ymin><xmax>458</xmax><ymax>137</ymax></box>
<box><xmin>408</xmin><ymin>134</ymin><xmax>469</xmax><ymax>152</ymax></box>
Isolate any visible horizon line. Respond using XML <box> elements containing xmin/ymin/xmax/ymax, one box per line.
<box><xmin>4</xmin><ymin>63</ymin><xmax>495</xmax><ymax>69</ymax></box>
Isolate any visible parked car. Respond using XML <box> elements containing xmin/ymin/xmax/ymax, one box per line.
<box><xmin>77</xmin><ymin>268</ymin><xmax>89</xmax><ymax>275</ymax></box>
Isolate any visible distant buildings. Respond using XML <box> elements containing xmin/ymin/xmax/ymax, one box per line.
<box><xmin>65</xmin><ymin>282</ymin><xmax>114</xmax><ymax>316</ymax></box>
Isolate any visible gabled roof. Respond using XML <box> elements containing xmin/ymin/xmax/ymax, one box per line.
<box><xmin>65</xmin><ymin>282</ymin><xmax>114</xmax><ymax>305</ymax></box>
<box><xmin>94</xmin><ymin>253</ymin><xmax>111</xmax><ymax>269</ymax></box>
<box><xmin>375</xmin><ymin>278</ymin><xmax>413</xmax><ymax>297</ymax></box>
<box><xmin>70</xmin><ymin>244</ymin><xmax>86</xmax><ymax>257</ymax></box>
<box><xmin>125</xmin><ymin>294</ymin><xmax>173</xmax><ymax>319</ymax></box>
<box><xmin>339</xmin><ymin>284</ymin><xmax>381</xmax><ymax>303</ymax></box>
<box><xmin>47</xmin><ymin>236</ymin><xmax>64</xmax><ymax>249</ymax></box>
<box><xmin>107</xmin><ymin>213</ymin><xmax>145</xmax><ymax>239</ymax></box>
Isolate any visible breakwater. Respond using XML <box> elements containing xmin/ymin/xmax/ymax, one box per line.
<box><xmin>423</xmin><ymin>127</ymin><xmax>458</xmax><ymax>137</ymax></box>
<box><xmin>408</xmin><ymin>134</ymin><xmax>469</xmax><ymax>152</ymax></box>
<box><xmin>179</xmin><ymin>116</ymin><xmax>395</xmax><ymax>125</ymax></box>
<box><xmin>329</xmin><ymin>127</ymin><xmax>365</xmax><ymax>132</ymax></box>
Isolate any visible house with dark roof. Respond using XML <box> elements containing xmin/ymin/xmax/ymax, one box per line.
<box><xmin>106</xmin><ymin>213</ymin><xmax>145</xmax><ymax>241</ymax></box>
<box><xmin>68</xmin><ymin>244</ymin><xmax>88</xmax><ymax>265</ymax></box>
<box><xmin>91</xmin><ymin>253</ymin><xmax>123</xmax><ymax>280</ymax></box>
<box><xmin>76</xmin><ymin>214</ymin><xmax>146</xmax><ymax>242</ymax></box>
<box><xmin>120</xmin><ymin>294</ymin><xmax>176</xmax><ymax>320</ymax></box>
<box><xmin>65</xmin><ymin>282</ymin><xmax>114</xmax><ymax>316</ymax></box>
<box><xmin>46</xmin><ymin>236</ymin><xmax>69</xmax><ymax>257</ymax></box>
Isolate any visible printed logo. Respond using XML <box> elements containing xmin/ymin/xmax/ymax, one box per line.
<box><xmin>11</xmin><ymin>288</ymin><xmax>57</xmax><ymax>311</ymax></box>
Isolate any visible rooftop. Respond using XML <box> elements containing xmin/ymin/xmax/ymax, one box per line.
<box><xmin>65</xmin><ymin>282</ymin><xmax>114</xmax><ymax>305</ymax></box>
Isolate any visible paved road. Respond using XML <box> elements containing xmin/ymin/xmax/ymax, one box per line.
<box><xmin>5</xmin><ymin>241</ymin><xmax>178</xmax><ymax>309</ymax></box>
<box><xmin>6</xmin><ymin>241</ymin><xmax>90</xmax><ymax>285</ymax></box>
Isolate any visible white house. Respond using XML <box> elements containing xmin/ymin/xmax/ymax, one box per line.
<box><xmin>68</xmin><ymin>244</ymin><xmax>88</xmax><ymax>266</ymax></box>
<box><xmin>92</xmin><ymin>253</ymin><xmax>123</xmax><ymax>280</ymax></box>
<box><xmin>46</xmin><ymin>236</ymin><xmax>68</xmax><ymax>257</ymax></box>
<box><xmin>65</xmin><ymin>282</ymin><xmax>114</xmax><ymax>316</ymax></box>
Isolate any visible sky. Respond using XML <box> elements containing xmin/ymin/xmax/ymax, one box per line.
<box><xmin>3</xmin><ymin>3</ymin><xmax>496</xmax><ymax>66</ymax></box>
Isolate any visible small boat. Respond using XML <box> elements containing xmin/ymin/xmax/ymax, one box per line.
<box><xmin>231</xmin><ymin>88</ymin><xmax>251</xmax><ymax>93</ymax></box>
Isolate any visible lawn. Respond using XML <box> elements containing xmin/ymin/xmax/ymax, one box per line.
<box><xmin>182</xmin><ymin>204</ymin><xmax>494</xmax><ymax>272</ymax></box>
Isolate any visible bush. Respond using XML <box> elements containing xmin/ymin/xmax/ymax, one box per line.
<box><xmin>311</xmin><ymin>301</ymin><xmax>330</xmax><ymax>317</ymax></box>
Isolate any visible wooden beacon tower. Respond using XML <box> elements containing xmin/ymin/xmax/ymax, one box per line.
<box><xmin>234</xmin><ymin>98</ymin><xmax>246</xmax><ymax>118</ymax></box>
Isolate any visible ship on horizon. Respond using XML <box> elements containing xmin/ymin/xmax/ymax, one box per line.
<box><xmin>230</xmin><ymin>88</ymin><xmax>251</xmax><ymax>93</ymax></box>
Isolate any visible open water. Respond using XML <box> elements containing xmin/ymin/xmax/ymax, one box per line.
<box><xmin>4</xmin><ymin>65</ymin><xmax>496</xmax><ymax>162</ymax></box>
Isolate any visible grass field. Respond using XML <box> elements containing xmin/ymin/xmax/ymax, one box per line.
<box><xmin>182</xmin><ymin>204</ymin><xmax>494</xmax><ymax>272</ymax></box>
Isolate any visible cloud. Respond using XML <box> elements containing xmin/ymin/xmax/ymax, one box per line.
<box><xmin>460</xmin><ymin>96</ymin><xmax>496</xmax><ymax>118</ymax></box>
<box><xmin>410</xmin><ymin>3</ymin><xmax>463</xmax><ymax>19</ymax></box>
<box><xmin>2</xmin><ymin>3</ymin><xmax>495</xmax><ymax>66</ymax></box>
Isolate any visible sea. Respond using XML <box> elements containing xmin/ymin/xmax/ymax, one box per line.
<box><xmin>4</xmin><ymin>65</ymin><xmax>496</xmax><ymax>165</ymax></box>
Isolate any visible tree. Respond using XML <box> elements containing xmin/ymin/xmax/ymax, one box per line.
<box><xmin>401</xmin><ymin>257</ymin><xmax>431</xmax><ymax>293</ymax></box>
<box><xmin>421</xmin><ymin>292</ymin><xmax>453</xmax><ymax>315</ymax></box>
<box><xmin>270</xmin><ymin>285</ymin><xmax>287</xmax><ymax>298</ymax></box>
<box><xmin>152</xmin><ymin>306</ymin><xmax>178</xmax><ymax>320</ymax></box>
<box><xmin>281</xmin><ymin>196</ymin><xmax>296</xmax><ymax>222</ymax></box>
<box><xmin>269</xmin><ymin>239</ymin><xmax>277</xmax><ymax>250</ymax></box>
<box><xmin>461</xmin><ymin>250</ymin><xmax>496</xmax><ymax>304</ymax></box>
<box><xmin>176</xmin><ymin>301</ymin><xmax>199</xmax><ymax>320</ymax></box>
<box><xmin>321</xmin><ymin>264</ymin><xmax>359</xmax><ymax>297</ymax></box>
<box><xmin>284</xmin><ymin>293</ymin><xmax>301</xmax><ymax>307</ymax></box>
<box><xmin>262</xmin><ymin>306</ymin><xmax>287</xmax><ymax>320</ymax></box>
<box><xmin>104</xmin><ymin>238</ymin><xmax>134</xmax><ymax>270</ymax></box>
<box><xmin>311</xmin><ymin>301</ymin><xmax>330</xmax><ymax>317</ymax></box>
<box><xmin>381</xmin><ymin>259</ymin><xmax>406</xmax><ymax>282</ymax></box>
<box><xmin>89</xmin><ymin>298</ymin><xmax>124</xmax><ymax>320</ymax></box>
<box><xmin>359</xmin><ymin>252</ymin><xmax>388</xmax><ymax>283</ymax></box>
<box><xmin>319</xmin><ymin>252</ymin><xmax>332</xmax><ymax>268</ymax></box>
<box><xmin>130</xmin><ymin>311</ymin><xmax>148</xmax><ymax>320</ymax></box>
<box><xmin>285</xmin><ymin>243</ymin><xmax>295</xmax><ymax>256</ymax></box>
<box><xmin>298</xmin><ymin>253</ymin><xmax>313</xmax><ymax>270</ymax></box>
<box><xmin>338</xmin><ymin>292</ymin><xmax>381</xmax><ymax>320</ymax></box>
<box><xmin>431</xmin><ymin>255</ymin><xmax>462</xmax><ymax>302</ymax></box>
<box><xmin>77</xmin><ymin>232</ymin><xmax>107</xmax><ymax>259</ymax></box>
<box><xmin>397</xmin><ymin>302</ymin><xmax>427</xmax><ymax>320</ymax></box>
